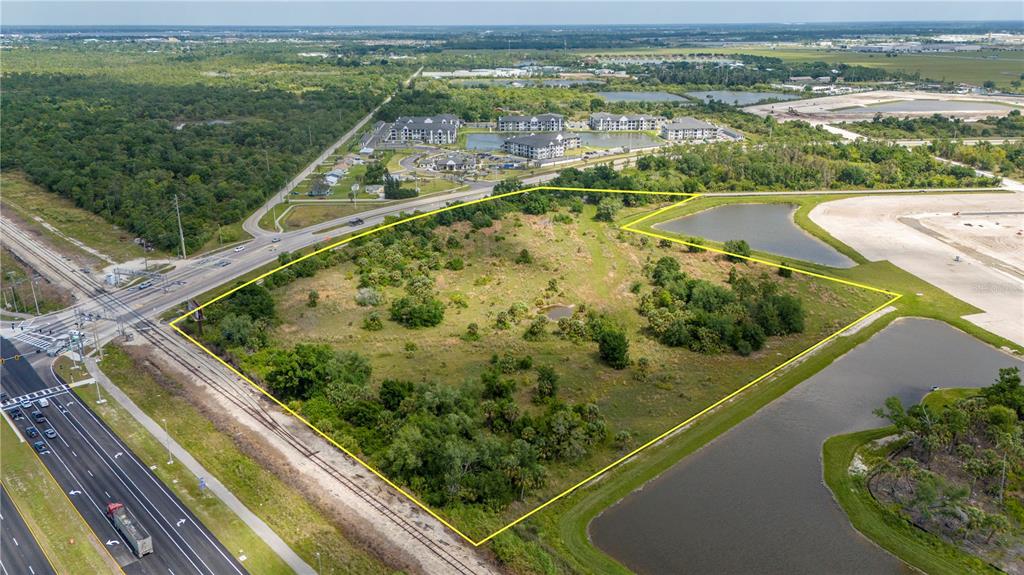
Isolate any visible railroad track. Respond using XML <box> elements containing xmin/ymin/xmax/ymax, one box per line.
<box><xmin>4</xmin><ymin>224</ymin><xmax>484</xmax><ymax>575</ymax></box>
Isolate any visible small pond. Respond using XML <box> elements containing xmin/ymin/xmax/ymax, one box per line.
<box><xmin>590</xmin><ymin>318</ymin><xmax>1022</xmax><ymax>574</ymax></box>
<box><xmin>541</xmin><ymin>304</ymin><xmax>575</xmax><ymax>320</ymax></box>
<box><xmin>596</xmin><ymin>91</ymin><xmax>689</xmax><ymax>103</ymax></box>
<box><xmin>686</xmin><ymin>90</ymin><xmax>800</xmax><ymax>106</ymax></box>
<box><xmin>654</xmin><ymin>203</ymin><xmax>855</xmax><ymax>268</ymax></box>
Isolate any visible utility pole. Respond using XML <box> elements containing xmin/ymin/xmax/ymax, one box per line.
<box><xmin>28</xmin><ymin>276</ymin><xmax>40</xmax><ymax>315</ymax></box>
<box><xmin>174</xmin><ymin>194</ymin><xmax>187</xmax><ymax>260</ymax></box>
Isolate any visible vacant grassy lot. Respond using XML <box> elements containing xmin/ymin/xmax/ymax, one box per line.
<box><xmin>1</xmin><ymin>247</ymin><xmax>71</xmax><ymax>314</ymax></box>
<box><xmin>94</xmin><ymin>345</ymin><xmax>394</xmax><ymax>575</ymax></box>
<box><xmin>281</xmin><ymin>203</ymin><xmax>373</xmax><ymax>231</ymax></box>
<box><xmin>1</xmin><ymin>172</ymin><xmax>158</xmax><ymax>263</ymax></box>
<box><xmin>268</xmin><ymin>200</ymin><xmax>888</xmax><ymax>536</ymax></box>
<box><xmin>1</xmin><ymin>424</ymin><xmax>120</xmax><ymax>574</ymax></box>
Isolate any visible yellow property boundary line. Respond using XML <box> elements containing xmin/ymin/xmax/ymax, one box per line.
<box><xmin>170</xmin><ymin>186</ymin><xmax>901</xmax><ymax>546</ymax></box>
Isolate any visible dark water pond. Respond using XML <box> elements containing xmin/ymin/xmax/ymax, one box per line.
<box><xmin>590</xmin><ymin>318</ymin><xmax>1022</xmax><ymax>574</ymax></box>
<box><xmin>542</xmin><ymin>304</ymin><xmax>575</xmax><ymax>320</ymax></box>
<box><xmin>655</xmin><ymin>203</ymin><xmax>855</xmax><ymax>268</ymax></box>
<box><xmin>596</xmin><ymin>91</ymin><xmax>689</xmax><ymax>103</ymax></box>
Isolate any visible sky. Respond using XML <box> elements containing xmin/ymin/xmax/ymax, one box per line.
<box><xmin>3</xmin><ymin>1</ymin><xmax>1022</xmax><ymax>27</ymax></box>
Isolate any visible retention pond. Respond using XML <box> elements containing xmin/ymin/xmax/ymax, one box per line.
<box><xmin>654</xmin><ymin>203</ymin><xmax>855</xmax><ymax>268</ymax></box>
<box><xmin>590</xmin><ymin>318</ymin><xmax>1022</xmax><ymax>574</ymax></box>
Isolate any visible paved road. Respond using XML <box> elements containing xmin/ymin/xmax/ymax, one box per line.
<box><xmin>1</xmin><ymin>338</ymin><xmax>248</xmax><ymax>575</ymax></box>
<box><xmin>1</xmin><ymin>484</ymin><xmax>57</xmax><ymax>575</ymax></box>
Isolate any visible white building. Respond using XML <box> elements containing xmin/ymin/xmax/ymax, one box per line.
<box><xmin>383</xmin><ymin>114</ymin><xmax>461</xmax><ymax>145</ymax></box>
<box><xmin>497</xmin><ymin>113</ymin><xmax>565</xmax><ymax>132</ymax></box>
<box><xmin>660</xmin><ymin>118</ymin><xmax>721</xmax><ymax>141</ymax></box>
<box><xmin>502</xmin><ymin>132</ymin><xmax>581</xmax><ymax>160</ymax></box>
<box><xmin>589</xmin><ymin>113</ymin><xmax>665</xmax><ymax>131</ymax></box>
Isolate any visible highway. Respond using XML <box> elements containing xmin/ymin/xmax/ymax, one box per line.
<box><xmin>1</xmin><ymin>484</ymin><xmax>57</xmax><ymax>575</ymax></box>
<box><xmin>1</xmin><ymin>338</ymin><xmax>248</xmax><ymax>575</ymax></box>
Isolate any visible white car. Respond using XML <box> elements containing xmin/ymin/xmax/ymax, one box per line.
<box><xmin>234</xmin><ymin>245</ymin><xmax>246</xmax><ymax>252</ymax></box>
<box><xmin>37</xmin><ymin>398</ymin><xmax>50</xmax><ymax>408</ymax></box>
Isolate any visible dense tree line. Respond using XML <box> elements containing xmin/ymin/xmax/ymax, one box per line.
<box><xmin>1</xmin><ymin>73</ymin><xmax>385</xmax><ymax>251</ymax></box>
<box><xmin>931</xmin><ymin>140</ymin><xmax>1024</xmax><ymax>179</ymax></box>
<box><xmin>633</xmin><ymin>140</ymin><xmax>1000</xmax><ymax>192</ymax></box>
<box><xmin>647</xmin><ymin>55</ymin><xmax>902</xmax><ymax>87</ymax></box>
<box><xmin>846</xmin><ymin>110</ymin><xmax>1024</xmax><ymax>140</ymax></box>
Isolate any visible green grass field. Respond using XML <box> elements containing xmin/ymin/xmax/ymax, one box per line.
<box><xmin>1</xmin><ymin>424</ymin><xmax>120</xmax><ymax>574</ymax></box>
<box><xmin>1</xmin><ymin>172</ymin><xmax>160</xmax><ymax>264</ymax></box>
<box><xmin>267</xmin><ymin>199</ymin><xmax>889</xmax><ymax>538</ymax></box>
<box><xmin>92</xmin><ymin>345</ymin><xmax>395</xmax><ymax>575</ymax></box>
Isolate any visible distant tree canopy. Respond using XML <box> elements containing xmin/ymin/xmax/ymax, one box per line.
<box><xmin>1</xmin><ymin>73</ymin><xmax>385</xmax><ymax>251</ymax></box>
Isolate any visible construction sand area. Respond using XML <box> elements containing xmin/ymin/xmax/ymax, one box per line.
<box><xmin>811</xmin><ymin>192</ymin><xmax>1024</xmax><ymax>347</ymax></box>
<box><xmin>745</xmin><ymin>90</ymin><xmax>1024</xmax><ymax>123</ymax></box>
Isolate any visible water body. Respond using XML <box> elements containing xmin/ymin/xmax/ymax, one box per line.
<box><xmin>686</xmin><ymin>90</ymin><xmax>800</xmax><ymax>106</ymax></box>
<box><xmin>597</xmin><ymin>91</ymin><xmax>689</xmax><ymax>103</ymax></box>
<box><xmin>847</xmin><ymin>100</ymin><xmax>1017</xmax><ymax>113</ymax></box>
<box><xmin>591</xmin><ymin>319</ymin><xmax>1022</xmax><ymax>575</ymax></box>
<box><xmin>655</xmin><ymin>203</ymin><xmax>855</xmax><ymax>268</ymax></box>
<box><xmin>542</xmin><ymin>304</ymin><xmax>575</xmax><ymax>320</ymax></box>
<box><xmin>465</xmin><ymin>132</ymin><xmax>663</xmax><ymax>151</ymax></box>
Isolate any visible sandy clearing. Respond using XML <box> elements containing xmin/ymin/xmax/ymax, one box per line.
<box><xmin>746</xmin><ymin>90</ymin><xmax>1024</xmax><ymax>122</ymax></box>
<box><xmin>810</xmin><ymin>193</ymin><xmax>1024</xmax><ymax>346</ymax></box>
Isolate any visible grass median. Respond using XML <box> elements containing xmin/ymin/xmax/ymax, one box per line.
<box><xmin>1</xmin><ymin>423</ymin><xmax>120</xmax><ymax>574</ymax></box>
<box><xmin>90</xmin><ymin>344</ymin><xmax>395</xmax><ymax>575</ymax></box>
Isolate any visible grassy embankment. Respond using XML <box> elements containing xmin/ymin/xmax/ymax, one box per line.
<box><xmin>823</xmin><ymin>426</ymin><xmax>999</xmax><ymax>575</ymax></box>
<box><xmin>265</xmin><ymin>198</ymin><xmax>890</xmax><ymax>540</ymax></box>
<box><xmin>88</xmin><ymin>345</ymin><xmax>396</xmax><ymax>575</ymax></box>
<box><xmin>1</xmin><ymin>247</ymin><xmax>71</xmax><ymax>314</ymax></box>
<box><xmin>505</xmin><ymin>192</ymin><xmax>1021</xmax><ymax>574</ymax></box>
<box><xmin>1</xmin><ymin>424</ymin><xmax>120</xmax><ymax>574</ymax></box>
<box><xmin>0</xmin><ymin>172</ymin><xmax>157</xmax><ymax>264</ymax></box>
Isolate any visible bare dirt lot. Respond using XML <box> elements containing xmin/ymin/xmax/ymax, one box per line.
<box><xmin>810</xmin><ymin>192</ymin><xmax>1024</xmax><ymax>346</ymax></box>
<box><xmin>745</xmin><ymin>90</ymin><xmax>1024</xmax><ymax>123</ymax></box>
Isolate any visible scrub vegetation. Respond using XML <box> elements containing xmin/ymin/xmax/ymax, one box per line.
<box><xmin>181</xmin><ymin>179</ymin><xmax>888</xmax><ymax>539</ymax></box>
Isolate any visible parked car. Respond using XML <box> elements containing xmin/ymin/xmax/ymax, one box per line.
<box><xmin>44</xmin><ymin>428</ymin><xmax>57</xmax><ymax>439</ymax></box>
<box><xmin>25</xmin><ymin>427</ymin><xmax>39</xmax><ymax>439</ymax></box>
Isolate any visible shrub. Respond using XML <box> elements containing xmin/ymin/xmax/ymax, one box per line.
<box><xmin>723</xmin><ymin>239</ymin><xmax>752</xmax><ymax>262</ymax></box>
<box><xmin>445</xmin><ymin>257</ymin><xmax>465</xmax><ymax>270</ymax></box>
<box><xmin>534</xmin><ymin>366</ymin><xmax>559</xmax><ymax>403</ymax></box>
<box><xmin>355</xmin><ymin>287</ymin><xmax>383</xmax><ymax>307</ymax></box>
<box><xmin>307</xmin><ymin>289</ymin><xmax>320</xmax><ymax>307</ymax></box>
<box><xmin>462</xmin><ymin>322</ymin><xmax>480</xmax><ymax>341</ymax></box>
<box><xmin>523</xmin><ymin>315</ymin><xmax>548</xmax><ymax>341</ymax></box>
<box><xmin>598</xmin><ymin>327</ymin><xmax>630</xmax><ymax>369</ymax></box>
<box><xmin>389</xmin><ymin>296</ymin><xmax>445</xmax><ymax>328</ymax></box>
<box><xmin>515</xmin><ymin>249</ymin><xmax>533</xmax><ymax>264</ymax></box>
<box><xmin>362</xmin><ymin>311</ymin><xmax>383</xmax><ymax>331</ymax></box>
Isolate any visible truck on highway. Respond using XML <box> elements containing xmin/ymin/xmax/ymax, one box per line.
<box><xmin>107</xmin><ymin>502</ymin><xmax>153</xmax><ymax>558</ymax></box>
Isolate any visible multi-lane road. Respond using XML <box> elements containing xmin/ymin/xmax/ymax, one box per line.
<box><xmin>1</xmin><ymin>338</ymin><xmax>248</xmax><ymax>575</ymax></box>
<box><xmin>1</xmin><ymin>483</ymin><xmax>57</xmax><ymax>575</ymax></box>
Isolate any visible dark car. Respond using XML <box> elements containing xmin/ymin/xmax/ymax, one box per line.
<box><xmin>348</xmin><ymin>218</ymin><xmax>365</xmax><ymax>227</ymax></box>
<box><xmin>32</xmin><ymin>411</ymin><xmax>45</xmax><ymax>423</ymax></box>
<box><xmin>10</xmin><ymin>409</ymin><xmax>24</xmax><ymax>420</ymax></box>
<box><xmin>33</xmin><ymin>441</ymin><xmax>47</xmax><ymax>453</ymax></box>
<box><xmin>1</xmin><ymin>392</ymin><xmax>9</xmax><ymax>402</ymax></box>
<box><xmin>25</xmin><ymin>427</ymin><xmax>39</xmax><ymax>439</ymax></box>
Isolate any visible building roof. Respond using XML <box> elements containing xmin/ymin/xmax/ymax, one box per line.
<box><xmin>499</xmin><ymin>113</ymin><xmax>565</xmax><ymax>123</ymax></box>
<box><xmin>663</xmin><ymin>117</ymin><xmax>718</xmax><ymax>130</ymax></box>
<box><xmin>591</xmin><ymin>112</ymin><xmax>664</xmax><ymax>122</ymax></box>
<box><xmin>503</xmin><ymin>132</ymin><xmax>580</xmax><ymax>147</ymax></box>
<box><xmin>392</xmin><ymin>114</ymin><xmax>460</xmax><ymax>132</ymax></box>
